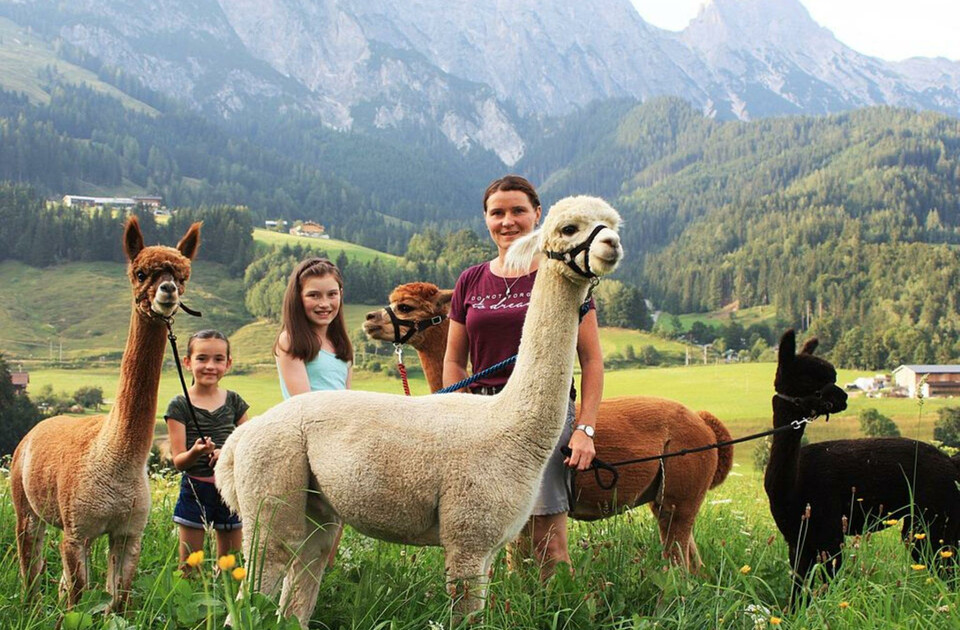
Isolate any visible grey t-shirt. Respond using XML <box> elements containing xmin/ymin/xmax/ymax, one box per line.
<box><xmin>164</xmin><ymin>390</ymin><xmax>249</xmax><ymax>477</ymax></box>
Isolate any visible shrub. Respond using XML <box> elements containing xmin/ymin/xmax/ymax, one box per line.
<box><xmin>858</xmin><ymin>408</ymin><xmax>901</xmax><ymax>437</ymax></box>
<box><xmin>933</xmin><ymin>407</ymin><xmax>960</xmax><ymax>448</ymax></box>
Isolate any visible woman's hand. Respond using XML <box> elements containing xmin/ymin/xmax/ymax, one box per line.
<box><xmin>208</xmin><ymin>447</ymin><xmax>222</xmax><ymax>466</ymax></box>
<box><xmin>564</xmin><ymin>429</ymin><xmax>596</xmax><ymax>470</ymax></box>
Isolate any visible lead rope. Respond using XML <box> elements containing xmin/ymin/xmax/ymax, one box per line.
<box><xmin>561</xmin><ymin>415</ymin><xmax>819</xmax><ymax>512</ymax></box>
<box><xmin>395</xmin><ymin>344</ymin><xmax>412</xmax><ymax>396</ymax></box>
<box><xmin>163</xmin><ymin>304</ymin><xmax>205</xmax><ymax>440</ymax></box>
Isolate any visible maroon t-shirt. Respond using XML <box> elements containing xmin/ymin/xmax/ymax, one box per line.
<box><xmin>450</xmin><ymin>261</ymin><xmax>594</xmax><ymax>390</ymax></box>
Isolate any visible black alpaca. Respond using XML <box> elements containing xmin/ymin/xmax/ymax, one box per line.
<box><xmin>765</xmin><ymin>330</ymin><xmax>960</xmax><ymax>601</ymax></box>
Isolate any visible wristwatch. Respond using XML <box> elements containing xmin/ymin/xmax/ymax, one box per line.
<box><xmin>574</xmin><ymin>424</ymin><xmax>595</xmax><ymax>439</ymax></box>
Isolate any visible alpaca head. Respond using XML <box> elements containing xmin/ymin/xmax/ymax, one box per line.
<box><xmin>775</xmin><ymin>329</ymin><xmax>847</xmax><ymax>421</ymax></box>
<box><xmin>363</xmin><ymin>282</ymin><xmax>452</xmax><ymax>344</ymax></box>
<box><xmin>123</xmin><ymin>216</ymin><xmax>201</xmax><ymax>320</ymax></box>
<box><xmin>504</xmin><ymin>195</ymin><xmax>623</xmax><ymax>281</ymax></box>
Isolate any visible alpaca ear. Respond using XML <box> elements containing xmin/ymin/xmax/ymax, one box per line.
<box><xmin>503</xmin><ymin>229</ymin><xmax>542</xmax><ymax>274</ymax></box>
<box><xmin>778</xmin><ymin>329</ymin><xmax>796</xmax><ymax>365</ymax></box>
<box><xmin>124</xmin><ymin>216</ymin><xmax>144</xmax><ymax>262</ymax></box>
<box><xmin>800</xmin><ymin>337</ymin><xmax>819</xmax><ymax>355</ymax></box>
<box><xmin>177</xmin><ymin>222</ymin><xmax>202</xmax><ymax>260</ymax></box>
<box><xmin>436</xmin><ymin>289</ymin><xmax>454</xmax><ymax>310</ymax></box>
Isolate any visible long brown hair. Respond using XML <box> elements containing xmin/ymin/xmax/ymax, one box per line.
<box><xmin>273</xmin><ymin>257</ymin><xmax>353</xmax><ymax>363</ymax></box>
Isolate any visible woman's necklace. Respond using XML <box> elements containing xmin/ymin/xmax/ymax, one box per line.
<box><xmin>495</xmin><ymin>260</ymin><xmax>523</xmax><ymax>297</ymax></box>
<box><xmin>502</xmin><ymin>275</ymin><xmax>521</xmax><ymax>297</ymax></box>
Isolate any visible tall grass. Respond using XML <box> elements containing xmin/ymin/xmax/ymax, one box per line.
<box><xmin>1</xmin><ymin>465</ymin><xmax>956</xmax><ymax>629</ymax></box>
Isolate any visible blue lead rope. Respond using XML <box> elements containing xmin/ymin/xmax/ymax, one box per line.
<box><xmin>434</xmin><ymin>300</ymin><xmax>592</xmax><ymax>395</ymax></box>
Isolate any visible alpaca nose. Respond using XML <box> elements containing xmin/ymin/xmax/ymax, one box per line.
<box><xmin>365</xmin><ymin>311</ymin><xmax>378</xmax><ymax>321</ymax></box>
<box><xmin>599</xmin><ymin>232</ymin><xmax>620</xmax><ymax>249</ymax></box>
<box><xmin>159</xmin><ymin>281</ymin><xmax>177</xmax><ymax>296</ymax></box>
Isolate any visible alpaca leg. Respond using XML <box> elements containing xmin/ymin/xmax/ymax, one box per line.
<box><xmin>651</xmin><ymin>502</ymin><xmax>687</xmax><ymax>567</ymax></box>
<box><xmin>106</xmin><ymin>531</ymin><xmax>143</xmax><ymax>613</ymax></box>
<box><xmin>278</xmin><ymin>498</ymin><xmax>339</xmax><ymax>625</ymax></box>
<box><xmin>445</xmin><ymin>547</ymin><xmax>491</xmax><ymax>624</ymax></box>
<box><xmin>59</xmin><ymin>536</ymin><xmax>89</xmax><ymax>608</ymax></box>
<box><xmin>686</xmin><ymin>535</ymin><xmax>703</xmax><ymax>572</ymax></box>
<box><xmin>15</xmin><ymin>505</ymin><xmax>46</xmax><ymax>597</ymax></box>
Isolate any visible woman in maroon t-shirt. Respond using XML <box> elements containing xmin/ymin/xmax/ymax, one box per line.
<box><xmin>442</xmin><ymin>174</ymin><xmax>604</xmax><ymax>580</ymax></box>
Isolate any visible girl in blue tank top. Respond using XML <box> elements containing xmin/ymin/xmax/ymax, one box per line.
<box><xmin>274</xmin><ymin>257</ymin><xmax>353</xmax><ymax>563</ymax></box>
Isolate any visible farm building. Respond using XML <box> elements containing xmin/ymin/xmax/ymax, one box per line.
<box><xmin>9</xmin><ymin>370</ymin><xmax>28</xmax><ymax>394</ymax></box>
<box><xmin>892</xmin><ymin>364</ymin><xmax>960</xmax><ymax>398</ymax></box>
<box><xmin>291</xmin><ymin>221</ymin><xmax>329</xmax><ymax>238</ymax></box>
<box><xmin>62</xmin><ymin>195</ymin><xmax>163</xmax><ymax>210</ymax></box>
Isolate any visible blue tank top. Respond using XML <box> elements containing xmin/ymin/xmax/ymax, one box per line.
<box><xmin>279</xmin><ymin>350</ymin><xmax>349</xmax><ymax>399</ymax></box>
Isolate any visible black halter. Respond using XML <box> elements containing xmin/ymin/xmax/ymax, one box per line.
<box><xmin>775</xmin><ymin>383</ymin><xmax>841</xmax><ymax>419</ymax></box>
<box><xmin>545</xmin><ymin>224</ymin><xmax>608</xmax><ymax>280</ymax></box>
<box><xmin>384</xmin><ymin>306</ymin><xmax>446</xmax><ymax>345</ymax></box>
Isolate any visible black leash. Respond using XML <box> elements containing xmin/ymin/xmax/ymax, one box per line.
<box><xmin>163</xmin><ymin>302</ymin><xmax>205</xmax><ymax>440</ymax></box>
<box><xmin>561</xmin><ymin>413</ymin><xmax>823</xmax><ymax>510</ymax></box>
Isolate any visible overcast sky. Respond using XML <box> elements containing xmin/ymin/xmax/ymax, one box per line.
<box><xmin>631</xmin><ymin>0</ymin><xmax>960</xmax><ymax>61</ymax></box>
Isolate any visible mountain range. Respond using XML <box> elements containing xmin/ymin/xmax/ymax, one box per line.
<box><xmin>2</xmin><ymin>0</ymin><xmax>958</xmax><ymax>166</ymax></box>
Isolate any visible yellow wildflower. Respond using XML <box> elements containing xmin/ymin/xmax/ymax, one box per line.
<box><xmin>911</xmin><ymin>564</ymin><xmax>926</xmax><ymax>571</ymax></box>
<box><xmin>232</xmin><ymin>567</ymin><xmax>247</xmax><ymax>581</ymax></box>
<box><xmin>218</xmin><ymin>554</ymin><xmax>237</xmax><ymax>571</ymax></box>
<box><xmin>740</xmin><ymin>565</ymin><xmax>752</xmax><ymax>575</ymax></box>
<box><xmin>914</xmin><ymin>533</ymin><xmax>927</xmax><ymax>540</ymax></box>
<box><xmin>770</xmin><ymin>617</ymin><xmax>782</xmax><ymax>625</ymax></box>
<box><xmin>186</xmin><ymin>550</ymin><xmax>204</xmax><ymax>567</ymax></box>
<box><xmin>940</xmin><ymin>550</ymin><xmax>954</xmax><ymax>559</ymax></box>
<box><xmin>839</xmin><ymin>601</ymin><xmax>850</xmax><ymax>609</ymax></box>
<box><xmin>883</xmin><ymin>519</ymin><xmax>899</xmax><ymax>526</ymax></box>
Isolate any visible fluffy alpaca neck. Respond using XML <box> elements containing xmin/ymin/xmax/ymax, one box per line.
<box><xmin>500</xmin><ymin>268</ymin><xmax>585</xmax><ymax>452</ymax></box>
<box><xmin>97</xmin><ymin>308</ymin><xmax>167</xmax><ymax>465</ymax></box>
<box><xmin>763</xmin><ymin>396</ymin><xmax>807</xmax><ymax>516</ymax></box>
<box><xmin>412</xmin><ymin>320</ymin><xmax>448</xmax><ymax>393</ymax></box>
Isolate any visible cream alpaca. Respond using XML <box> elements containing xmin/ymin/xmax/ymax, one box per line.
<box><xmin>11</xmin><ymin>217</ymin><xmax>200</xmax><ymax>610</ymax></box>
<box><xmin>216</xmin><ymin>196</ymin><xmax>623</xmax><ymax>623</ymax></box>
<box><xmin>365</xmin><ymin>283</ymin><xmax>733</xmax><ymax>570</ymax></box>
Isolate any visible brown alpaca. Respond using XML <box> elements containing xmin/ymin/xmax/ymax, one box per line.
<box><xmin>363</xmin><ymin>281</ymin><xmax>733</xmax><ymax>569</ymax></box>
<box><xmin>11</xmin><ymin>217</ymin><xmax>200</xmax><ymax>610</ymax></box>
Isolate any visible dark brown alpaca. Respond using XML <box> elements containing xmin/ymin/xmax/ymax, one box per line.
<box><xmin>766</xmin><ymin>329</ymin><xmax>959</xmax><ymax>601</ymax></box>
<box><xmin>364</xmin><ymin>281</ymin><xmax>733</xmax><ymax>569</ymax></box>
<box><xmin>11</xmin><ymin>217</ymin><xmax>200</xmax><ymax>610</ymax></box>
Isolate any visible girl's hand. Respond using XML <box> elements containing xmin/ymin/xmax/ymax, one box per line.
<box><xmin>191</xmin><ymin>437</ymin><xmax>216</xmax><ymax>455</ymax></box>
<box><xmin>208</xmin><ymin>448</ymin><xmax>222</xmax><ymax>466</ymax></box>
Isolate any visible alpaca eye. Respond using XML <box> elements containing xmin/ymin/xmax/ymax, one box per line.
<box><xmin>136</xmin><ymin>271</ymin><xmax>147</xmax><ymax>282</ymax></box>
<box><xmin>397</xmin><ymin>304</ymin><xmax>413</xmax><ymax>313</ymax></box>
<box><xmin>561</xmin><ymin>225</ymin><xmax>578</xmax><ymax>236</ymax></box>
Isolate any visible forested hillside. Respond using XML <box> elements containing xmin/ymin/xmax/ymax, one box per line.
<box><xmin>523</xmin><ymin>99</ymin><xmax>960</xmax><ymax>368</ymax></box>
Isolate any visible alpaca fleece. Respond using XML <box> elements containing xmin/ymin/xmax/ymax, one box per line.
<box><xmin>216</xmin><ymin>196</ymin><xmax>623</xmax><ymax>624</ymax></box>
<box><xmin>11</xmin><ymin>217</ymin><xmax>200</xmax><ymax>611</ymax></box>
<box><xmin>365</xmin><ymin>281</ymin><xmax>734</xmax><ymax>570</ymax></box>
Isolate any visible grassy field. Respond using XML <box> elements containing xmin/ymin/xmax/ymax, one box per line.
<box><xmin>252</xmin><ymin>228</ymin><xmax>402</xmax><ymax>264</ymax></box>
<box><xmin>1</xmin><ymin>463</ymin><xmax>956</xmax><ymax>629</ymax></box>
<box><xmin>26</xmin><ymin>361</ymin><xmax>956</xmax><ymax>467</ymax></box>
<box><xmin>0</xmin><ymin>260</ymin><xmax>250</xmax><ymax>362</ymax></box>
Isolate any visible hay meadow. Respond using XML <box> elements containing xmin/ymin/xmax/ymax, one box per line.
<box><xmin>3</xmin><ymin>357</ymin><xmax>959</xmax><ymax>628</ymax></box>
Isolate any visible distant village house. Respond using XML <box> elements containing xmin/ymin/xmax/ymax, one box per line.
<box><xmin>63</xmin><ymin>194</ymin><xmax>164</xmax><ymax>211</ymax></box>
<box><xmin>9</xmin><ymin>369</ymin><xmax>28</xmax><ymax>394</ymax></box>
<box><xmin>892</xmin><ymin>365</ymin><xmax>960</xmax><ymax>398</ymax></box>
<box><xmin>291</xmin><ymin>221</ymin><xmax>329</xmax><ymax>238</ymax></box>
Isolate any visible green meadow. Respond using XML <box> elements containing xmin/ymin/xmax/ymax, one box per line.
<box><xmin>252</xmin><ymin>229</ymin><xmax>402</xmax><ymax>264</ymax></box>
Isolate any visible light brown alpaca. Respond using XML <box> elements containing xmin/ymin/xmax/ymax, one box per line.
<box><xmin>11</xmin><ymin>217</ymin><xmax>200</xmax><ymax>610</ymax></box>
<box><xmin>364</xmin><ymin>281</ymin><xmax>733</xmax><ymax>569</ymax></box>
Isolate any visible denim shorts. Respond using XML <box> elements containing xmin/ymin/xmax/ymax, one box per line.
<box><xmin>173</xmin><ymin>475</ymin><xmax>241</xmax><ymax>531</ymax></box>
